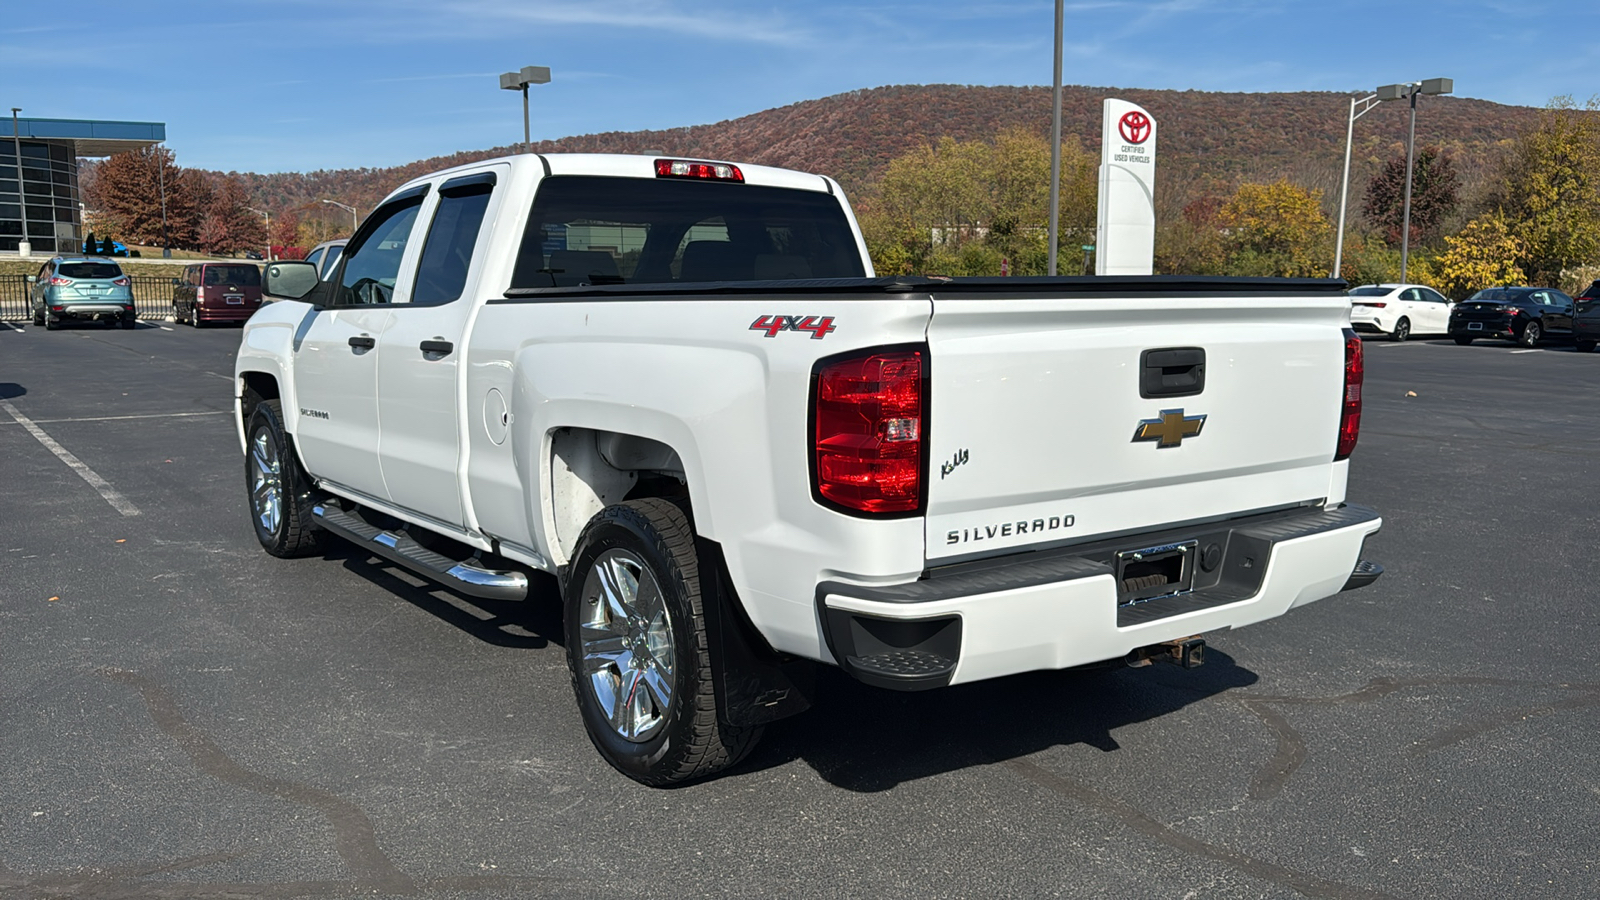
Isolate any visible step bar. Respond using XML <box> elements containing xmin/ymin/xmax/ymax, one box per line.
<box><xmin>312</xmin><ymin>504</ymin><xmax>529</xmax><ymax>602</ymax></box>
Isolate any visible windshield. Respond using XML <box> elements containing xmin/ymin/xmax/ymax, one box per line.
<box><xmin>512</xmin><ymin>176</ymin><xmax>866</xmax><ymax>288</ymax></box>
<box><xmin>1348</xmin><ymin>286</ymin><xmax>1392</xmax><ymax>297</ymax></box>
<box><xmin>57</xmin><ymin>262</ymin><xmax>123</xmax><ymax>280</ymax></box>
<box><xmin>203</xmin><ymin>265</ymin><xmax>262</xmax><ymax>286</ymax></box>
<box><xmin>1468</xmin><ymin>289</ymin><xmax>1526</xmax><ymax>303</ymax></box>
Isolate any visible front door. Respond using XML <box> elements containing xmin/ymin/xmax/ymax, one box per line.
<box><xmin>376</xmin><ymin>169</ymin><xmax>501</xmax><ymax>529</ymax></box>
<box><xmin>291</xmin><ymin>192</ymin><xmax>427</xmax><ymax>503</ymax></box>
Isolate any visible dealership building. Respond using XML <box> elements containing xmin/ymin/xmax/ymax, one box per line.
<box><xmin>2</xmin><ymin>117</ymin><xmax>165</xmax><ymax>255</ymax></box>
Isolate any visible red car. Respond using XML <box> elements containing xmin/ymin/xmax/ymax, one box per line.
<box><xmin>172</xmin><ymin>263</ymin><xmax>263</xmax><ymax>326</ymax></box>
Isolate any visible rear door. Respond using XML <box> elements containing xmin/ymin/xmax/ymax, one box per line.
<box><xmin>375</xmin><ymin>168</ymin><xmax>502</xmax><ymax>529</ymax></box>
<box><xmin>923</xmin><ymin>285</ymin><xmax>1350</xmax><ymax>562</ymax></box>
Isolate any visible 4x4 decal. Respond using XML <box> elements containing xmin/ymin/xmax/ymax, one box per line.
<box><xmin>749</xmin><ymin>315</ymin><xmax>836</xmax><ymax>339</ymax></box>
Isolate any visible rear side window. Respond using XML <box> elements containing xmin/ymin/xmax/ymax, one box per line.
<box><xmin>202</xmin><ymin>265</ymin><xmax>261</xmax><ymax>286</ymax></box>
<box><xmin>1348</xmin><ymin>286</ymin><xmax>1390</xmax><ymax>297</ymax></box>
<box><xmin>58</xmin><ymin>262</ymin><xmax>122</xmax><ymax>279</ymax></box>
<box><xmin>410</xmin><ymin>182</ymin><xmax>493</xmax><ymax>306</ymax></box>
<box><xmin>511</xmin><ymin>175</ymin><xmax>864</xmax><ymax>289</ymax></box>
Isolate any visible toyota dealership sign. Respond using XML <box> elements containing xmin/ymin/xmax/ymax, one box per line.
<box><xmin>1095</xmin><ymin>99</ymin><xmax>1158</xmax><ymax>275</ymax></box>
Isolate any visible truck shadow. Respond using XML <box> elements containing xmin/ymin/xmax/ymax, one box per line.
<box><xmin>321</xmin><ymin>543</ymin><xmax>564</xmax><ymax>650</ymax></box>
<box><xmin>747</xmin><ymin>653</ymin><xmax>1258</xmax><ymax>792</ymax></box>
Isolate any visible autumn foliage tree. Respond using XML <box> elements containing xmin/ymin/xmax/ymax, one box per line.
<box><xmin>196</xmin><ymin>176</ymin><xmax>268</xmax><ymax>256</ymax></box>
<box><xmin>82</xmin><ymin>146</ymin><xmax>208</xmax><ymax>248</ymax></box>
<box><xmin>1362</xmin><ymin>145</ymin><xmax>1460</xmax><ymax>247</ymax></box>
<box><xmin>1217</xmin><ymin>179</ymin><xmax>1331</xmax><ymax>277</ymax></box>
<box><xmin>1435</xmin><ymin>213</ymin><xmax>1527</xmax><ymax>299</ymax></box>
<box><xmin>1492</xmin><ymin>96</ymin><xmax>1600</xmax><ymax>286</ymax></box>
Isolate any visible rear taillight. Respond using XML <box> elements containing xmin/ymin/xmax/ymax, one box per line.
<box><xmin>812</xmin><ymin>347</ymin><xmax>925</xmax><ymax>515</ymax></box>
<box><xmin>111</xmin><ymin>276</ymin><xmax>130</xmax><ymax>286</ymax></box>
<box><xmin>1366</xmin><ymin>302</ymin><xmax>1387</xmax><ymax>308</ymax></box>
<box><xmin>49</xmin><ymin>276</ymin><xmax>72</xmax><ymax>286</ymax></box>
<box><xmin>655</xmin><ymin>158</ymin><xmax>744</xmax><ymax>182</ymax></box>
<box><xmin>1335</xmin><ymin>328</ymin><xmax>1363</xmax><ymax>461</ymax></box>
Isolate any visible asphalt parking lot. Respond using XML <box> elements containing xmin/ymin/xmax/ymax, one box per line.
<box><xmin>2</xmin><ymin>319</ymin><xmax>1597</xmax><ymax>899</ymax></box>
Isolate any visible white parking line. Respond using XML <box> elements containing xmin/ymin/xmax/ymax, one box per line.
<box><xmin>0</xmin><ymin>399</ymin><xmax>142</xmax><ymax>517</ymax></box>
<box><xmin>0</xmin><ymin>410</ymin><xmax>230</xmax><ymax>425</ymax></box>
<box><xmin>1511</xmin><ymin>349</ymin><xmax>1543</xmax><ymax>354</ymax></box>
<box><xmin>159</xmin><ymin>325</ymin><xmax>174</xmax><ymax>331</ymax></box>
<box><xmin>1</xmin><ymin>322</ymin><xmax>21</xmax><ymax>333</ymax></box>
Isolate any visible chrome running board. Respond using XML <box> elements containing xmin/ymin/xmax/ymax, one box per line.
<box><xmin>312</xmin><ymin>504</ymin><xmax>528</xmax><ymax>602</ymax></box>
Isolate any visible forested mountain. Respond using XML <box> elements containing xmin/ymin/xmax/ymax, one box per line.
<box><xmin>216</xmin><ymin>83</ymin><xmax>1548</xmax><ymax>220</ymax></box>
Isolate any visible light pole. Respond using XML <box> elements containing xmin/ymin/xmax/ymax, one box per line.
<box><xmin>1333</xmin><ymin>78</ymin><xmax>1452</xmax><ymax>281</ymax></box>
<box><xmin>157</xmin><ymin>146</ymin><xmax>170</xmax><ymax>258</ymax></box>
<box><xmin>10</xmin><ymin>107</ymin><xmax>30</xmax><ymax>257</ymax></box>
<box><xmin>318</xmin><ymin>199</ymin><xmax>358</xmax><ymax>235</ymax></box>
<box><xmin>499</xmin><ymin>65</ymin><xmax>551</xmax><ymax>153</ymax></box>
<box><xmin>246</xmin><ymin>206</ymin><xmax>271</xmax><ymax>260</ymax></box>
<box><xmin>1047</xmin><ymin>0</ymin><xmax>1063</xmax><ymax>276</ymax></box>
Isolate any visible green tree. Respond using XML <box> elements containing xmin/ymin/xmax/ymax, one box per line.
<box><xmin>1435</xmin><ymin>213</ymin><xmax>1527</xmax><ymax>299</ymax></box>
<box><xmin>1361</xmin><ymin>145</ymin><xmax>1460</xmax><ymax>247</ymax></box>
<box><xmin>1216</xmin><ymin>179</ymin><xmax>1331</xmax><ymax>277</ymax></box>
<box><xmin>1494</xmin><ymin>95</ymin><xmax>1600</xmax><ymax>285</ymax></box>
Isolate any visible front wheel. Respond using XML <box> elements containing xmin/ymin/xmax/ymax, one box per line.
<box><xmin>1518</xmin><ymin>320</ymin><xmax>1542</xmax><ymax>347</ymax></box>
<box><xmin>1391</xmin><ymin>317</ymin><xmax>1410</xmax><ymax>342</ymax></box>
<box><xmin>245</xmin><ymin>399</ymin><xmax>323</xmax><ymax>558</ymax></box>
<box><xmin>563</xmin><ymin>499</ymin><xmax>761</xmax><ymax>786</ymax></box>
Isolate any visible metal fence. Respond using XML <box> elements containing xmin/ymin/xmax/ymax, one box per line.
<box><xmin>0</xmin><ymin>274</ymin><xmax>175</xmax><ymax>321</ymax></box>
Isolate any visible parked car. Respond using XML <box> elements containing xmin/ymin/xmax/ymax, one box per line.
<box><xmin>303</xmin><ymin>239</ymin><xmax>347</xmax><ymax>280</ymax></box>
<box><xmin>1569</xmin><ymin>280</ymin><xmax>1600</xmax><ymax>352</ymax></box>
<box><xmin>28</xmin><ymin>257</ymin><xmax>136</xmax><ymax>330</ymax></box>
<box><xmin>172</xmin><ymin>262</ymin><xmax>263</xmax><ymax>327</ymax></box>
<box><xmin>1348</xmin><ymin>283</ymin><xmax>1453</xmax><ymax>341</ymax></box>
<box><xmin>1449</xmin><ymin>286</ymin><xmax>1576</xmax><ymax>347</ymax></box>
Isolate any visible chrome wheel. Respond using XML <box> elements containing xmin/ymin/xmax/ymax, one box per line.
<box><xmin>250</xmin><ymin>428</ymin><xmax>283</xmax><ymax>537</ymax></box>
<box><xmin>578</xmin><ymin>548</ymin><xmax>675</xmax><ymax>743</ymax></box>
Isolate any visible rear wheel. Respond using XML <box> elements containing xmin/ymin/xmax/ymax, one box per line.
<box><xmin>44</xmin><ymin>313</ymin><xmax>59</xmax><ymax>331</ymax></box>
<box><xmin>1518</xmin><ymin>320</ymin><xmax>1542</xmax><ymax>348</ymax></box>
<box><xmin>120</xmin><ymin>315</ymin><xmax>136</xmax><ymax>330</ymax></box>
<box><xmin>32</xmin><ymin>309</ymin><xmax>43</xmax><ymax>327</ymax></box>
<box><xmin>1391</xmin><ymin>317</ymin><xmax>1411</xmax><ymax>342</ymax></box>
<box><xmin>1453</xmin><ymin>336</ymin><xmax>1473</xmax><ymax>346</ymax></box>
<box><xmin>191</xmin><ymin>309</ymin><xmax>205</xmax><ymax>328</ymax></box>
<box><xmin>563</xmin><ymin>499</ymin><xmax>761</xmax><ymax>786</ymax></box>
<box><xmin>245</xmin><ymin>399</ymin><xmax>323</xmax><ymax>558</ymax></box>
<box><xmin>1578</xmin><ymin>340</ymin><xmax>1596</xmax><ymax>353</ymax></box>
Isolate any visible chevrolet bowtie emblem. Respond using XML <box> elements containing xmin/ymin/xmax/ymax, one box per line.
<box><xmin>1133</xmin><ymin>409</ymin><xmax>1207</xmax><ymax>448</ymax></box>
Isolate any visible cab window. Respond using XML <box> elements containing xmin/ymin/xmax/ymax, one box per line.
<box><xmin>409</xmin><ymin>179</ymin><xmax>494</xmax><ymax>306</ymax></box>
<box><xmin>334</xmin><ymin>197</ymin><xmax>424</xmax><ymax>306</ymax></box>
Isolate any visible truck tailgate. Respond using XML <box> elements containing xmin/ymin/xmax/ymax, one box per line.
<box><xmin>924</xmin><ymin>289</ymin><xmax>1350</xmax><ymax>561</ymax></box>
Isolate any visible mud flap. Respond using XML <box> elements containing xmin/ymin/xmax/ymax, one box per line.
<box><xmin>696</xmin><ymin>537</ymin><xmax>814</xmax><ymax>728</ymax></box>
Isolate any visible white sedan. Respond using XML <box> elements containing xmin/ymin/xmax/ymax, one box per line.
<box><xmin>1349</xmin><ymin>283</ymin><xmax>1453</xmax><ymax>341</ymax></box>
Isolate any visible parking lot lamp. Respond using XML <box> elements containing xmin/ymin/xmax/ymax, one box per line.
<box><xmin>1333</xmin><ymin>93</ymin><xmax>1381</xmax><ymax>278</ymax></box>
<box><xmin>499</xmin><ymin>65</ymin><xmax>551</xmax><ymax>154</ymax></box>
<box><xmin>10</xmin><ymin>107</ymin><xmax>30</xmax><ymax>258</ymax></box>
<box><xmin>1047</xmin><ymin>0</ymin><xmax>1063</xmax><ymax>276</ymax></box>
<box><xmin>246</xmin><ymin>206</ymin><xmax>271</xmax><ymax>261</ymax></box>
<box><xmin>318</xmin><ymin>199</ymin><xmax>358</xmax><ymax>235</ymax></box>
<box><xmin>1395</xmin><ymin>78</ymin><xmax>1453</xmax><ymax>283</ymax></box>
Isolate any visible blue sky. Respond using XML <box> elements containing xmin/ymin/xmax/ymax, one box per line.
<box><xmin>3</xmin><ymin>0</ymin><xmax>1593</xmax><ymax>174</ymax></box>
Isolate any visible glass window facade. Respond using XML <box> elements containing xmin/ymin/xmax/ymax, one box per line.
<box><xmin>0</xmin><ymin>141</ymin><xmax>81</xmax><ymax>253</ymax></box>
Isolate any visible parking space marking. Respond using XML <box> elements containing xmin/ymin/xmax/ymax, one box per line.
<box><xmin>1</xmin><ymin>322</ymin><xmax>22</xmax><ymax>333</ymax></box>
<box><xmin>159</xmin><ymin>325</ymin><xmax>174</xmax><ymax>331</ymax></box>
<box><xmin>1511</xmin><ymin>349</ymin><xmax>1544</xmax><ymax>354</ymax></box>
<box><xmin>1</xmin><ymin>410</ymin><xmax>230</xmax><ymax>426</ymax></box>
<box><xmin>0</xmin><ymin>399</ymin><xmax>142</xmax><ymax>517</ymax></box>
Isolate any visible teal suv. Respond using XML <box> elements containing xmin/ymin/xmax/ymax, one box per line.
<box><xmin>29</xmin><ymin>257</ymin><xmax>137</xmax><ymax>330</ymax></box>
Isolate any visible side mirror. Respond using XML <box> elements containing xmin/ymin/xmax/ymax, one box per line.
<box><xmin>263</xmin><ymin>261</ymin><xmax>321</xmax><ymax>302</ymax></box>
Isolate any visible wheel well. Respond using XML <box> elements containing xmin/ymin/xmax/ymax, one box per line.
<box><xmin>548</xmin><ymin>427</ymin><xmax>688</xmax><ymax>565</ymax></box>
<box><xmin>239</xmin><ymin>371</ymin><xmax>280</xmax><ymax>423</ymax></box>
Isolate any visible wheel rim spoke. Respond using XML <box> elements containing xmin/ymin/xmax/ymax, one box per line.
<box><xmin>578</xmin><ymin>547</ymin><xmax>676</xmax><ymax>743</ymax></box>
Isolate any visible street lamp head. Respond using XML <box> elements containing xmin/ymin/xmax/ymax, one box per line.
<box><xmin>500</xmin><ymin>66</ymin><xmax>552</xmax><ymax>90</ymax></box>
<box><xmin>1419</xmin><ymin>77</ymin><xmax>1453</xmax><ymax>96</ymax></box>
<box><xmin>1375</xmin><ymin>83</ymin><xmax>1412</xmax><ymax>102</ymax></box>
<box><xmin>499</xmin><ymin>72</ymin><xmax>521</xmax><ymax>91</ymax></box>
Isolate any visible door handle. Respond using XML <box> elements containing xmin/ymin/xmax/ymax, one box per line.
<box><xmin>348</xmin><ymin>335</ymin><xmax>375</xmax><ymax>350</ymax></box>
<box><xmin>419</xmin><ymin>339</ymin><xmax>454</xmax><ymax>357</ymax></box>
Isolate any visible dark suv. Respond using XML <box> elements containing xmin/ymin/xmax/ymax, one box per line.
<box><xmin>172</xmin><ymin>262</ymin><xmax>263</xmax><ymax>326</ymax></box>
<box><xmin>28</xmin><ymin>258</ymin><xmax>136</xmax><ymax>329</ymax></box>
<box><xmin>1569</xmin><ymin>280</ymin><xmax>1600</xmax><ymax>352</ymax></box>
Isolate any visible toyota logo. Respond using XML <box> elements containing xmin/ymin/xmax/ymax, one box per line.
<box><xmin>1118</xmin><ymin>111</ymin><xmax>1151</xmax><ymax>145</ymax></box>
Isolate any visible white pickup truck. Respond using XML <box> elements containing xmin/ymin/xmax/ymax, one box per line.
<box><xmin>236</xmin><ymin>153</ymin><xmax>1383</xmax><ymax>785</ymax></box>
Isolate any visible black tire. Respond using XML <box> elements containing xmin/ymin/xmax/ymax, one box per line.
<box><xmin>32</xmin><ymin>307</ymin><xmax>43</xmax><ymax>327</ymax></box>
<box><xmin>244</xmin><ymin>399</ymin><xmax>323</xmax><ymax>558</ymax></box>
<box><xmin>44</xmin><ymin>314</ymin><xmax>59</xmax><ymax>331</ymax></box>
<box><xmin>120</xmin><ymin>316</ymin><xmax>136</xmax><ymax>330</ymax></box>
<box><xmin>172</xmin><ymin>302</ymin><xmax>183</xmax><ymax>325</ymax></box>
<box><xmin>1453</xmin><ymin>335</ymin><xmax>1473</xmax><ymax>346</ymax></box>
<box><xmin>1518</xmin><ymin>320</ymin><xmax>1541</xmax><ymax>348</ymax></box>
<box><xmin>191</xmin><ymin>310</ymin><xmax>205</xmax><ymax>328</ymax></box>
<box><xmin>1391</xmin><ymin>317</ymin><xmax>1410</xmax><ymax>342</ymax></box>
<box><xmin>1578</xmin><ymin>340</ymin><xmax>1596</xmax><ymax>353</ymax></box>
<box><xmin>563</xmin><ymin>498</ymin><xmax>761</xmax><ymax>786</ymax></box>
